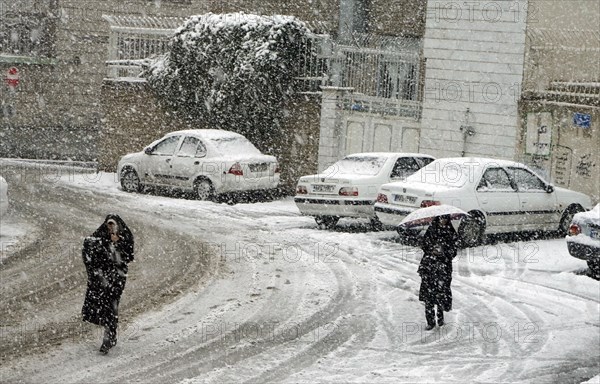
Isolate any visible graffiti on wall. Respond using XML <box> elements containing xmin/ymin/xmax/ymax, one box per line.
<box><xmin>553</xmin><ymin>146</ymin><xmax>572</xmax><ymax>187</ymax></box>
<box><xmin>575</xmin><ymin>154</ymin><xmax>595</xmax><ymax>178</ymax></box>
<box><xmin>526</xmin><ymin>112</ymin><xmax>552</xmax><ymax>156</ymax></box>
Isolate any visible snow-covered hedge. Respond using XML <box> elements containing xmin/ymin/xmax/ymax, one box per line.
<box><xmin>145</xmin><ymin>12</ymin><xmax>311</xmax><ymax>149</ymax></box>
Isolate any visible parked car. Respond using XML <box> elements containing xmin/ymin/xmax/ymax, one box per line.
<box><xmin>117</xmin><ymin>129</ymin><xmax>280</xmax><ymax>200</ymax></box>
<box><xmin>374</xmin><ymin>157</ymin><xmax>593</xmax><ymax>247</ymax></box>
<box><xmin>566</xmin><ymin>204</ymin><xmax>600</xmax><ymax>278</ymax></box>
<box><xmin>294</xmin><ymin>152</ymin><xmax>435</xmax><ymax>229</ymax></box>
<box><xmin>0</xmin><ymin>175</ymin><xmax>8</xmax><ymax>216</ymax></box>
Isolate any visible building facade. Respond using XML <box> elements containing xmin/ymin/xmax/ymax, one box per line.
<box><xmin>518</xmin><ymin>0</ymin><xmax>600</xmax><ymax>202</ymax></box>
<box><xmin>1</xmin><ymin>0</ymin><xmax>598</xmax><ymax>200</ymax></box>
<box><xmin>0</xmin><ymin>0</ymin><xmax>340</xmax><ymax>160</ymax></box>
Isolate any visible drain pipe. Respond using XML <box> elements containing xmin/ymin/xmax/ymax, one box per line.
<box><xmin>460</xmin><ymin>108</ymin><xmax>476</xmax><ymax>157</ymax></box>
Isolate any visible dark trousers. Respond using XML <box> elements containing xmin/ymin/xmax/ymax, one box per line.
<box><xmin>103</xmin><ymin>297</ymin><xmax>120</xmax><ymax>347</ymax></box>
<box><xmin>103</xmin><ymin>322</ymin><xmax>118</xmax><ymax>346</ymax></box>
<box><xmin>425</xmin><ymin>301</ymin><xmax>444</xmax><ymax>327</ymax></box>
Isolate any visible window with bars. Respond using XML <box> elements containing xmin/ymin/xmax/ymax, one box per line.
<box><xmin>340</xmin><ymin>49</ymin><xmax>420</xmax><ymax>101</ymax></box>
<box><xmin>0</xmin><ymin>0</ymin><xmax>56</xmax><ymax>57</ymax></box>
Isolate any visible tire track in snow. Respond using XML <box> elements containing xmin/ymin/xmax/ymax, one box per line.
<box><xmin>0</xmin><ymin>168</ymin><xmax>220</xmax><ymax>367</ymax></box>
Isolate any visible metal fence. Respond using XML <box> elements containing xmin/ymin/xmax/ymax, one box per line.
<box><xmin>102</xmin><ymin>16</ymin><xmax>423</xmax><ymax>117</ymax></box>
<box><xmin>102</xmin><ymin>15</ymin><xmax>184</xmax><ymax>79</ymax></box>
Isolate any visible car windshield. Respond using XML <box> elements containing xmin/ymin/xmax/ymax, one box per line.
<box><xmin>323</xmin><ymin>156</ymin><xmax>387</xmax><ymax>176</ymax></box>
<box><xmin>207</xmin><ymin>136</ymin><xmax>262</xmax><ymax>156</ymax></box>
<box><xmin>407</xmin><ymin>160</ymin><xmax>482</xmax><ymax>187</ymax></box>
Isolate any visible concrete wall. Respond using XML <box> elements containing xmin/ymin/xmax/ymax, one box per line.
<box><xmin>419</xmin><ymin>0</ymin><xmax>528</xmax><ymax>160</ymax></box>
<box><xmin>523</xmin><ymin>0</ymin><xmax>600</xmax><ymax>92</ymax></box>
<box><xmin>516</xmin><ymin>0</ymin><xmax>599</xmax><ymax>202</ymax></box>
<box><xmin>517</xmin><ymin>101</ymin><xmax>599</xmax><ymax>203</ymax></box>
<box><xmin>369</xmin><ymin>0</ymin><xmax>427</xmax><ymax>37</ymax></box>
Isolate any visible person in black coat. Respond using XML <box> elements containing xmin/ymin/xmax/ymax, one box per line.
<box><xmin>418</xmin><ymin>214</ymin><xmax>458</xmax><ymax>330</ymax></box>
<box><xmin>82</xmin><ymin>214</ymin><xmax>134</xmax><ymax>354</ymax></box>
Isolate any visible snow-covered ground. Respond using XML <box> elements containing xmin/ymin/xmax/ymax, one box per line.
<box><xmin>0</xmin><ymin>162</ymin><xmax>598</xmax><ymax>383</ymax></box>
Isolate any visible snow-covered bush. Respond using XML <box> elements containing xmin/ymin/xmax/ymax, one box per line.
<box><xmin>145</xmin><ymin>12</ymin><xmax>311</xmax><ymax>152</ymax></box>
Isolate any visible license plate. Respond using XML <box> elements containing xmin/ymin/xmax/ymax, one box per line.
<box><xmin>312</xmin><ymin>184</ymin><xmax>335</xmax><ymax>193</ymax></box>
<box><xmin>591</xmin><ymin>229</ymin><xmax>600</xmax><ymax>240</ymax></box>
<box><xmin>249</xmin><ymin>163</ymin><xmax>268</xmax><ymax>172</ymax></box>
<box><xmin>394</xmin><ymin>194</ymin><xmax>416</xmax><ymax>204</ymax></box>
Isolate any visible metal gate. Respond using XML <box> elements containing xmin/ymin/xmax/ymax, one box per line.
<box><xmin>340</xmin><ymin>114</ymin><xmax>420</xmax><ymax>156</ymax></box>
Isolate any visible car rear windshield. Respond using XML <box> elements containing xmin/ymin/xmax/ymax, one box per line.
<box><xmin>324</xmin><ymin>156</ymin><xmax>387</xmax><ymax>176</ymax></box>
<box><xmin>208</xmin><ymin>137</ymin><xmax>262</xmax><ymax>156</ymax></box>
<box><xmin>407</xmin><ymin>160</ymin><xmax>481</xmax><ymax>187</ymax></box>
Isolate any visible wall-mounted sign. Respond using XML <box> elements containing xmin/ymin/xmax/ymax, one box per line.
<box><xmin>4</xmin><ymin>67</ymin><xmax>19</xmax><ymax>89</ymax></box>
<box><xmin>526</xmin><ymin>112</ymin><xmax>552</xmax><ymax>156</ymax></box>
<box><xmin>573</xmin><ymin>112</ymin><xmax>591</xmax><ymax>129</ymax></box>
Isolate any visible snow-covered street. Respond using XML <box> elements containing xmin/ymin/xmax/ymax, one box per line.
<box><xmin>1</xmin><ymin>162</ymin><xmax>599</xmax><ymax>383</ymax></box>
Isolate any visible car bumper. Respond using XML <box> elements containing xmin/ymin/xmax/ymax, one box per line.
<box><xmin>294</xmin><ymin>197</ymin><xmax>375</xmax><ymax>218</ymax></box>
<box><xmin>566</xmin><ymin>240</ymin><xmax>600</xmax><ymax>261</ymax></box>
<box><xmin>219</xmin><ymin>175</ymin><xmax>279</xmax><ymax>193</ymax></box>
<box><xmin>373</xmin><ymin>203</ymin><xmax>415</xmax><ymax>226</ymax></box>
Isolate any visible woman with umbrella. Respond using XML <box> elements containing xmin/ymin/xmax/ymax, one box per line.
<box><xmin>416</xmin><ymin>213</ymin><xmax>459</xmax><ymax>330</ymax></box>
<box><xmin>81</xmin><ymin>214</ymin><xmax>134</xmax><ymax>354</ymax></box>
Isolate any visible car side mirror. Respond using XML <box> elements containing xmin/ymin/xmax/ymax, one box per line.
<box><xmin>546</xmin><ymin>184</ymin><xmax>554</xmax><ymax>193</ymax></box>
<box><xmin>144</xmin><ymin>147</ymin><xmax>153</xmax><ymax>155</ymax></box>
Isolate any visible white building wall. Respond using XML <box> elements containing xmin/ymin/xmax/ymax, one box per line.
<box><xmin>420</xmin><ymin>0</ymin><xmax>528</xmax><ymax>159</ymax></box>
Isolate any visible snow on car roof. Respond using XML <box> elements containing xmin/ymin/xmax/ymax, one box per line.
<box><xmin>344</xmin><ymin>152</ymin><xmax>435</xmax><ymax>159</ymax></box>
<box><xmin>166</xmin><ymin>129</ymin><xmax>244</xmax><ymax>139</ymax></box>
<box><xmin>431</xmin><ymin>157</ymin><xmax>521</xmax><ymax>168</ymax></box>
<box><xmin>573</xmin><ymin>204</ymin><xmax>600</xmax><ymax>224</ymax></box>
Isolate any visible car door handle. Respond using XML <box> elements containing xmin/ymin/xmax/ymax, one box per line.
<box><xmin>194</xmin><ymin>161</ymin><xmax>200</xmax><ymax>165</ymax></box>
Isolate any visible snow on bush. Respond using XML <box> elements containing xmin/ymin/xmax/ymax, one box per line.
<box><xmin>145</xmin><ymin>12</ymin><xmax>311</xmax><ymax>151</ymax></box>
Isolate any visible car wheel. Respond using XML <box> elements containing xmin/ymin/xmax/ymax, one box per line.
<box><xmin>195</xmin><ymin>178</ymin><xmax>214</xmax><ymax>201</ymax></box>
<box><xmin>370</xmin><ymin>217</ymin><xmax>384</xmax><ymax>231</ymax></box>
<box><xmin>558</xmin><ymin>205</ymin><xmax>583</xmax><ymax>235</ymax></box>
<box><xmin>458</xmin><ymin>214</ymin><xmax>485</xmax><ymax>248</ymax></box>
<box><xmin>587</xmin><ymin>259</ymin><xmax>600</xmax><ymax>280</ymax></box>
<box><xmin>315</xmin><ymin>216</ymin><xmax>339</xmax><ymax>229</ymax></box>
<box><xmin>120</xmin><ymin>169</ymin><xmax>141</xmax><ymax>193</ymax></box>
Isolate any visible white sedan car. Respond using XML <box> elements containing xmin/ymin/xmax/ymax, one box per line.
<box><xmin>118</xmin><ymin>129</ymin><xmax>280</xmax><ymax>200</ymax></box>
<box><xmin>0</xmin><ymin>175</ymin><xmax>8</xmax><ymax>216</ymax></box>
<box><xmin>294</xmin><ymin>152</ymin><xmax>435</xmax><ymax>229</ymax></box>
<box><xmin>566</xmin><ymin>204</ymin><xmax>600</xmax><ymax>278</ymax></box>
<box><xmin>374</xmin><ymin>157</ymin><xmax>593</xmax><ymax>247</ymax></box>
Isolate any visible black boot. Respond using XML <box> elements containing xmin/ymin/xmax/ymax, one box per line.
<box><xmin>436</xmin><ymin>307</ymin><xmax>444</xmax><ymax>327</ymax></box>
<box><xmin>100</xmin><ymin>324</ymin><xmax>117</xmax><ymax>354</ymax></box>
<box><xmin>425</xmin><ymin>302</ymin><xmax>436</xmax><ymax>330</ymax></box>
